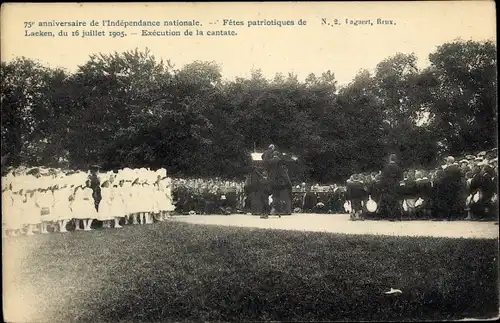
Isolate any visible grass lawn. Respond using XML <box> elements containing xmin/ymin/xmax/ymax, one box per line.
<box><xmin>4</xmin><ymin>221</ymin><xmax>499</xmax><ymax>322</ymax></box>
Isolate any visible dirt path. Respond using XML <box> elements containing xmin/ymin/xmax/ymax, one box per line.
<box><xmin>171</xmin><ymin>214</ymin><xmax>499</xmax><ymax>239</ymax></box>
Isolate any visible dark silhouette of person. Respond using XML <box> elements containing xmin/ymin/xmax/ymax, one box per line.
<box><xmin>245</xmin><ymin>167</ymin><xmax>269</xmax><ymax>215</ymax></box>
<box><xmin>440</xmin><ymin>156</ymin><xmax>466</xmax><ymax>220</ymax></box>
<box><xmin>379</xmin><ymin>154</ymin><xmax>404</xmax><ymax>220</ymax></box>
<box><xmin>88</xmin><ymin>165</ymin><xmax>101</xmax><ymax>212</ymax></box>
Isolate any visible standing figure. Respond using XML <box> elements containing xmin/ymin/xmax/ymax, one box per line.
<box><xmin>378</xmin><ymin>154</ymin><xmax>404</xmax><ymax>220</ymax></box>
<box><xmin>267</xmin><ymin>151</ymin><xmax>290</xmax><ymax>216</ymax></box>
<box><xmin>3</xmin><ymin>189</ymin><xmax>19</xmax><ymax>236</ymax></box>
<box><xmin>53</xmin><ymin>184</ymin><xmax>73</xmax><ymax>233</ymax></box>
<box><xmin>439</xmin><ymin>157</ymin><xmax>466</xmax><ymax>221</ymax></box>
<box><xmin>346</xmin><ymin>174</ymin><xmax>367</xmax><ymax>221</ymax></box>
<box><xmin>273</xmin><ymin>163</ymin><xmax>292</xmax><ymax>215</ymax></box>
<box><xmin>73</xmin><ymin>183</ymin><xmax>98</xmax><ymax>231</ymax></box>
<box><xmin>246</xmin><ymin>167</ymin><xmax>269</xmax><ymax>215</ymax></box>
<box><xmin>119</xmin><ymin>181</ymin><xmax>132</xmax><ymax>224</ymax></box>
<box><xmin>141</xmin><ymin>182</ymin><xmax>155</xmax><ymax>224</ymax></box>
<box><xmin>24</xmin><ymin>190</ymin><xmax>40</xmax><ymax>235</ymax></box>
<box><xmin>129</xmin><ymin>180</ymin><xmax>142</xmax><ymax>224</ymax></box>
<box><xmin>470</xmin><ymin>164</ymin><xmax>496</xmax><ymax>220</ymax></box>
<box><xmin>110</xmin><ymin>184</ymin><xmax>124</xmax><ymax>228</ymax></box>
<box><xmin>37</xmin><ymin>187</ymin><xmax>55</xmax><ymax>234</ymax></box>
<box><xmin>88</xmin><ymin>166</ymin><xmax>101</xmax><ymax>212</ymax></box>
<box><xmin>97</xmin><ymin>181</ymin><xmax>114</xmax><ymax>228</ymax></box>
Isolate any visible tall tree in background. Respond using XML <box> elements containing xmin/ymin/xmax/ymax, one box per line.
<box><xmin>336</xmin><ymin>70</ymin><xmax>386</xmax><ymax>176</ymax></box>
<box><xmin>1</xmin><ymin>58</ymin><xmax>69</xmax><ymax>166</ymax></box>
<box><xmin>1</xmin><ymin>40</ymin><xmax>496</xmax><ymax>182</ymax></box>
<box><xmin>425</xmin><ymin>39</ymin><xmax>497</xmax><ymax>155</ymax></box>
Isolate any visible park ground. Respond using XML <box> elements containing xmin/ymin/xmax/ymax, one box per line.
<box><xmin>3</xmin><ymin>215</ymin><xmax>499</xmax><ymax>322</ymax></box>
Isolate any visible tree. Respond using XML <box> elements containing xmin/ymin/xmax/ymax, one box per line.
<box><xmin>1</xmin><ymin>40</ymin><xmax>496</xmax><ymax>182</ymax></box>
<box><xmin>1</xmin><ymin>57</ymin><xmax>69</xmax><ymax>166</ymax></box>
<box><xmin>425</xmin><ymin>39</ymin><xmax>497</xmax><ymax>154</ymax></box>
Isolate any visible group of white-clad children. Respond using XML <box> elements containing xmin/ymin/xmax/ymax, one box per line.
<box><xmin>2</xmin><ymin>167</ymin><xmax>175</xmax><ymax>237</ymax></box>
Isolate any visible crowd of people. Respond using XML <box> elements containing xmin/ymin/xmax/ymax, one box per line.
<box><xmin>344</xmin><ymin>150</ymin><xmax>498</xmax><ymax>221</ymax></box>
<box><xmin>2</xmin><ymin>149</ymin><xmax>498</xmax><ymax>237</ymax></box>
<box><xmin>2</xmin><ymin>167</ymin><xmax>174</xmax><ymax>237</ymax></box>
<box><xmin>171</xmin><ymin>178</ymin><xmax>246</xmax><ymax>215</ymax></box>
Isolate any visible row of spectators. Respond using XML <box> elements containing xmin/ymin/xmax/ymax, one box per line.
<box><xmin>344</xmin><ymin>151</ymin><xmax>498</xmax><ymax>221</ymax></box>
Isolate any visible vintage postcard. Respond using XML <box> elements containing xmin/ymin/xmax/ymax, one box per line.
<box><xmin>1</xmin><ymin>1</ymin><xmax>498</xmax><ymax>322</ymax></box>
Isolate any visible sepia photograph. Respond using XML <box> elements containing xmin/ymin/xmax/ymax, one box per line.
<box><xmin>1</xmin><ymin>1</ymin><xmax>499</xmax><ymax>322</ymax></box>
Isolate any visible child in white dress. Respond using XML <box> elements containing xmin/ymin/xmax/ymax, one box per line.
<box><xmin>130</xmin><ymin>180</ymin><xmax>142</xmax><ymax>224</ymax></box>
<box><xmin>154</xmin><ymin>176</ymin><xmax>171</xmax><ymax>221</ymax></box>
<box><xmin>3</xmin><ymin>189</ymin><xmax>17</xmax><ymax>236</ymax></box>
<box><xmin>36</xmin><ymin>188</ymin><xmax>54</xmax><ymax>234</ymax></box>
<box><xmin>98</xmin><ymin>181</ymin><xmax>114</xmax><ymax>228</ymax></box>
<box><xmin>119</xmin><ymin>181</ymin><xmax>131</xmax><ymax>225</ymax></box>
<box><xmin>24</xmin><ymin>190</ymin><xmax>40</xmax><ymax>235</ymax></box>
<box><xmin>82</xmin><ymin>183</ymin><xmax>98</xmax><ymax>231</ymax></box>
<box><xmin>53</xmin><ymin>185</ymin><xmax>73</xmax><ymax>233</ymax></box>
<box><xmin>11</xmin><ymin>190</ymin><xmax>26</xmax><ymax>235</ymax></box>
<box><xmin>110</xmin><ymin>184</ymin><xmax>124</xmax><ymax>228</ymax></box>
<box><xmin>140</xmin><ymin>183</ymin><xmax>154</xmax><ymax>224</ymax></box>
<box><xmin>73</xmin><ymin>184</ymin><xmax>98</xmax><ymax>231</ymax></box>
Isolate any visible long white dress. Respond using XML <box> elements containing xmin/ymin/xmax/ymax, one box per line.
<box><xmin>52</xmin><ymin>187</ymin><xmax>73</xmax><ymax>221</ymax></box>
<box><xmin>24</xmin><ymin>192</ymin><xmax>41</xmax><ymax>225</ymax></box>
<box><xmin>97</xmin><ymin>187</ymin><xmax>114</xmax><ymax>221</ymax></box>
<box><xmin>11</xmin><ymin>193</ymin><xmax>26</xmax><ymax>230</ymax></box>
<box><xmin>73</xmin><ymin>187</ymin><xmax>98</xmax><ymax>219</ymax></box>
<box><xmin>118</xmin><ymin>185</ymin><xmax>130</xmax><ymax>216</ymax></box>
<box><xmin>2</xmin><ymin>191</ymin><xmax>12</xmax><ymax>229</ymax></box>
<box><xmin>140</xmin><ymin>185</ymin><xmax>155</xmax><ymax>213</ymax></box>
<box><xmin>3</xmin><ymin>191</ymin><xmax>19</xmax><ymax>230</ymax></box>
<box><xmin>38</xmin><ymin>190</ymin><xmax>55</xmax><ymax>222</ymax></box>
<box><xmin>128</xmin><ymin>185</ymin><xmax>142</xmax><ymax>214</ymax></box>
<box><xmin>110</xmin><ymin>186</ymin><xmax>125</xmax><ymax>218</ymax></box>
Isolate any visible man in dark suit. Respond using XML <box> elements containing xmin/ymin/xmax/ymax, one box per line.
<box><xmin>346</xmin><ymin>174</ymin><xmax>367</xmax><ymax>220</ymax></box>
<box><xmin>379</xmin><ymin>154</ymin><xmax>404</xmax><ymax>220</ymax></box>
<box><xmin>440</xmin><ymin>156</ymin><xmax>466</xmax><ymax>220</ymax></box>
<box><xmin>88</xmin><ymin>165</ymin><xmax>101</xmax><ymax>212</ymax></box>
<box><xmin>267</xmin><ymin>151</ymin><xmax>291</xmax><ymax>216</ymax></box>
<box><xmin>245</xmin><ymin>167</ymin><xmax>268</xmax><ymax>215</ymax></box>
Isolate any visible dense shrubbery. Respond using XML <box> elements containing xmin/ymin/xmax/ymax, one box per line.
<box><xmin>1</xmin><ymin>40</ymin><xmax>497</xmax><ymax>182</ymax></box>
